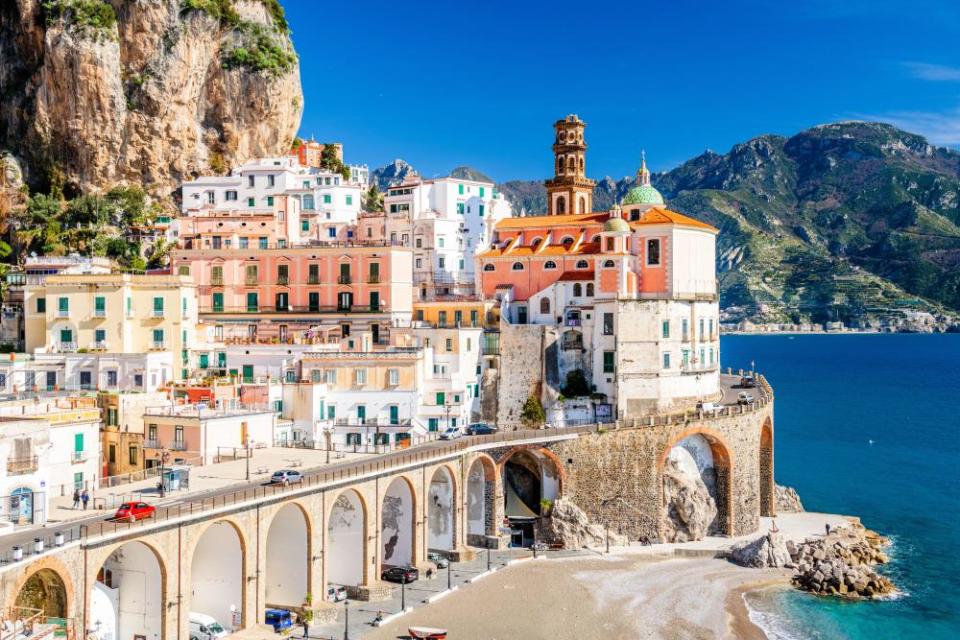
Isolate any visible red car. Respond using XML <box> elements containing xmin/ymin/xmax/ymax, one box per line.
<box><xmin>112</xmin><ymin>501</ymin><xmax>155</xmax><ymax>522</ymax></box>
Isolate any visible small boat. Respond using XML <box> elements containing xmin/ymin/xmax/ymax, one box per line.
<box><xmin>408</xmin><ymin>626</ymin><xmax>448</xmax><ymax>639</ymax></box>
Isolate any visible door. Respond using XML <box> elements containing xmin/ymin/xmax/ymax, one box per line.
<box><xmin>242</xmin><ymin>365</ymin><xmax>254</xmax><ymax>383</ymax></box>
<box><xmin>369</xmin><ymin>291</ymin><xmax>380</xmax><ymax>311</ymax></box>
<box><xmin>46</xmin><ymin>371</ymin><xmax>56</xmax><ymax>391</ymax></box>
<box><xmin>279</xmin><ymin>325</ymin><xmax>288</xmax><ymax>343</ymax></box>
<box><xmin>338</xmin><ymin>291</ymin><xmax>352</xmax><ymax>311</ymax></box>
<box><xmin>79</xmin><ymin>371</ymin><xmax>92</xmax><ymax>390</ymax></box>
<box><xmin>11</xmin><ymin>488</ymin><xmax>33</xmax><ymax>523</ymax></box>
<box><xmin>517</xmin><ymin>307</ymin><xmax>528</xmax><ymax>324</ymax></box>
<box><xmin>246</xmin><ymin>292</ymin><xmax>259</xmax><ymax>312</ymax></box>
<box><xmin>308</xmin><ymin>292</ymin><xmax>320</xmax><ymax>312</ymax></box>
<box><xmin>371</xmin><ymin>324</ymin><xmax>380</xmax><ymax>344</ymax></box>
<box><xmin>389</xmin><ymin>405</ymin><xmax>399</xmax><ymax>425</ymax></box>
<box><xmin>356</xmin><ymin>405</ymin><xmax>366</xmax><ymax>423</ymax></box>
<box><xmin>212</xmin><ymin>292</ymin><xmax>224</xmax><ymax>312</ymax></box>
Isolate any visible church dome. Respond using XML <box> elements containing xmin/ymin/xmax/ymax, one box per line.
<box><xmin>603</xmin><ymin>217</ymin><xmax>631</xmax><ymax>233</ymax></box>
<box><xmin>622</xmin><ymin>184</ymin><xmax>664</xmax><ymax>206</ymax></box>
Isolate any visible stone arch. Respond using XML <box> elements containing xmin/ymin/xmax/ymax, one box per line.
<box><xmin>265</xmin><ymin>501</ymin><xmax>312</xmax><ymax>608</ymax></box>
<box><xmin>89</xmin><ymin>540</ymin><xmax>167</xmax><ymax>640</ymax></box>
<box><xmin>188</xmin><ymin>518</ymin><xmax>248</xmax><ymax>632</ymax></box>
<box><xmin>13</xmin><ymin>561</ymin><xmax>73</xmax><ymax>620</ymax></box>
<box><xmin>499</xmin><ymin>446</ymin><xmax>565</xmax><ymax>516</ymax></box>
<box><xmin>327</xmin><ymin>488</ymin><xmax>369</xmax><ymax>589</ymax></box>
<box><xmin>466</xmin><ymin>454</ymin><xmax>498</xmax><ymax>540</ymax></box>
<box><xmin>658</xmin><ymin>428</ymin><xmax>734</xmax><ymax>539</ymax></box>
<box><xmin>567</xmin><ymin>157</ymin><xmax>575</xmax><ymax>171</ymax></box>
<box><xmin>578</xmin><ymin>196</ymin><xmax>586</xmax><ymax>214</ymax></box>
<box><xmin>556</xmin><ymin>196</ymin><xmax>566</xmax><ymax>215</ymax></box>
<box><xmin>427</xmin><ymin>465</ymin><xmax>458</xmax><ymax>552</ymax></box>
<box><xmin>380</xmin><ymin>475</ymin><xmax>417</xmax><ymax>568</ymax></box>
<box><xmin>760</xmin><ymin>418</ymin><xmax>774</xmax><ymax>517</ymax></box>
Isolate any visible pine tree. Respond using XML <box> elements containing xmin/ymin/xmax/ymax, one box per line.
<box><xmin>520</xmin><ymin>395</ymin><xmax>545</xmax><ymax>428</ymax></box>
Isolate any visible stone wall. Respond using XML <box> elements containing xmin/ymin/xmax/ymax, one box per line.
<box><xmin>547</xmin><ymin>404</ymin><xmax>773</xmax><ymax>541</ymax></box>
<box><xmin>496</xmin><ymin>324</ymin><xmax>546</xmax><ymax>428</ymax></box>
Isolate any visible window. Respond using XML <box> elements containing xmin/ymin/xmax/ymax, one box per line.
<box><xmin>152</xmin><ymin>328</ymin><xmax>164</xmax><ymax>345</ymax></box>
<box><xmin>576</xmin><ymin>260</ymin><xmax>588</xmax><ymax>269</ymax></box>
<box><xmin>603</xmin><ymin>259</ymin><xmax>615</xmax><ymax>268</ymax></box>
<box><xmin>511</xmin><ymin>262</ymin><xmax>524</xmax><ymax>271</ymax></box>
<box><xmin>178</xmin><ymin>265</ymin><xmax>190</xmax><ymax>276</ymax></box>
<box><xmin>207</xmin><ymin>191</ymin><xmax>215</xmax><ymax>204</ymax></box>
<box><xmin>415</xmin><ymin>258</ymin><xmax>422</xmax><ymax>269</ymax></box>
<box><xmin>268</xmin><ymin>174</ymin><xmax>275</xmax><ymax>187</ymax></box>
<box><xmin>277</xmin><ymin>264</ymin><xmax>289</xmax><ymax>284</ymax></box>
<box><xmin>247</xmin><ymin>197</ymin><xmax>255</xmax><ymax>207</ymax></box>
<box><xmin>266</xmin><ymin>196</ymin><xmax>274</xmax><ymax>206</ymax></box>
<box><xmin>174</xmin><ymin>425</ymin><xmax>184</xmax><ymax>445</ymax></box>
<box><xmin>248</xmin><ymin>175</ymin><xmax>255</xmax><ymax>187</ymax></box>
<box><xmin>544</xmin><ymin>261</ymin><xmax>557</xmax><ymax>269</ymax></box>
<box><xmin>603</xmin><ymin>351</ymin><xmax>615</xmax><ymax>373</ymax></box>
<box><xmin>259</xmin><ymin>236</ymin><xmax>268</xmax><ymax>249</ymax></box>
<box><xmin>603</xmin><ymin>312</ymin><xmax>614</xmax><ymax>335</ymax></box>
<box><xmin>95</xmin><ymin>329</ymin><xmax>106</xmax><ymax>344</ymax></box>
<box><xmin>129</xmin><ymin>446</ymin><xmax>138</xmax><ymax>466</ymax></box>
<box><xmin>324</xmin><ymin>369</ymin><xmax>337</xmax><ymax>384</ymax></box>
<box><xmin>456</xmin><ymin>203</ymin><xmax>465</xmax><ymax>215</ymax></box>
<box><xmin>388</xmin><ymin>368</ymin><xmax>399</xmax><ymax>385</ymax></box>
<box><xmin>226</xmin><ymin>190</ymin><xmax>237</xmax><ymax>201</ymax></box>
<box><xmin>212</xmin><ymin>292</ymin><xmax>224</xmax><ymax>312</ymax></box>
<box><xmin>355</xmin><ymin>368</ymin><xmax>367</xmax><ymax>385</ymax></box>
<box><xmin>436</xmin><ymin>392</ymin><xmax>446</xmax><ymax>405</ymax></box>
<box><xmin>346</xmin><ymin>195</ymin><xmax>353</xmax><ymax>205</ymax></box>
<box><xmin>479</xmin><ymin>204</ymin><xmax>485</xmax><ymax>217</ymax></box>
<box><xmin>445</xmin><ymin>338</ymin><xmax>453</xmax><ymax>352</ymax></box>
<box><xmin>438</xmin><ymin>256</ymin><xmax>446</xmax><ymax>269</ymax></box>
<box><xmin>662</xmin><ymin>320</ymin><xmax>670</xmax><ymax>339</ymax></box>
<box><xmin>211</xmin><ymin>265</ymin><xmax>223</xmax><ymax>285</ymax></box>
<box><xmin>682</xmin><ymin>318</ymin><xmax>689</xmax><ymax>341</ymax></box>
<box><xmin>647</xmin><ymin>238</ymin><xmax>661</xmax><ymax>265</ymax></box>
<box><xmin>239</xmin><ymin>237</ymin><xmax>249</xmax><ymax>249</ymax></box>
<box><xmin>94</xmin><ymin>296</ymin><xmax>105</xmax><ymax>316</ymax></box>
<box><xmin>108</xmin><ymin>444</ymin><xmax>116</xmax><ymax>463</ymax></box>
<box><xmin>663</xmin><ymin>352</ymin><xmax>671</xmax><ymax>369</ymax></box>
<box><xmin>36</xmin><ymin>297</ymin><xmax>45</xmax><ymax>313</ymax></box>
<box><xmin>606</xmin><ymin>237</ymin><xmax>614</xmax><ymax>251</ymax></box>
<box><xmin>699</xmin><ymin>318</ymin><xmax>705</xmax><ymax>339</ymax></box>
<box><xmin>586</xmin><ymin>282</ymin><xmax>594</xmax><ymax>296</ymax></box>
<box><xmin>470</xmin><ymin>310</ymin><xmax>479</xmax><ymax>326</ymax></box>
<box><xmin>454</xmin><ymin>310</ymin><xmax>463</xmax><ymax>326</ymax></box>
<box><xmin>246</xmin><ymin>292</ymin><xmax>259</xmax><ymax>312</ymax></box>
<box><xmin>153</xmin><ymin>297</ymin><xmax>164</xmax><ymax>316</ymax></box>
<box><xmin>323</xmin><ymin>194</ymin><xmax>332</xmax><ymax>204</ymax></box>
<box><xmin>540</xmin><ymin>298</ymin><xmax>550</xmax><ymax>314</ymax></box>
<box><xmin>458</xmin><ymin>183</ymin><xmax>464</xmax><ymax>195</ymax></box>
<box><xmin>58</xmin><ymin>297</ymin><xmax>69</xmax><ymax>314</ymax></box>
<box><xmin>327</xmin><ymin>405</ymin><xmax>336</xmax><ymax>420</ymax></box>
<box><xmin>483</xmin><ymin>263</ymin><xmax>495</xmax><ymax>271</ymax></box>
<box><xmin>573</xmin><ymin>283</ymin><xmax>582</xmax><ymax>297</ymax></box>
<box><xmin>275</xmin><ymin>292</ymin><xmax>288</xmax><ymax>310</ymax></box>
<box><xmin>415</xmin><ymin>238</ymin><xmax>422</xmax><ymax>248</ymax></box>
<box><xmin>438</xmin><ymin>237</ymin><xmax>445</xmax><ymax>248</ymax></box>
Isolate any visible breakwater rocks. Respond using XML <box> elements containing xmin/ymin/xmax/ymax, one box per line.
<box><xmin>728</xmin><ymin>522</ymin><xmax>896</xmax><ymax>599</ymax></box>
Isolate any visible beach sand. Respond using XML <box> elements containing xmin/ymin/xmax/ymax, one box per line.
<box><xmin>367</xmin><ymin>554</ymin><xmax>789</xmax><ymax>640</ymax></box>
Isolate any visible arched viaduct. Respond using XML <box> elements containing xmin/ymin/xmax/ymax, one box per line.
<box><xmin>0</xmin><ymin>397</ymin><xmax>773</xmax><ymax>638</ymax></box>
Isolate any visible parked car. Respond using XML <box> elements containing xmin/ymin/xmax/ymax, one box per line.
<box><xmin>427</xmin><ymin>552</ymin><xmax>449</xmax><ymax>569</ymax></box>
<box><xmin>466</xmin><ymin>422</ymin><xmax>497</xmax><ymax>435</ymax></box>
<box><xmin>327</xmin><ymin>584</ymin><xmax>348</xmax><ymax>602</ymax></box>
<box><xmin>439</xmin><ymin>427</ymin><xmax>462</xmax><ymax>440</ymax></box>
<box><xmin>737</xmin><ymin>391</ymin><xmax>755</xmax><ymax>405</ymax></box>
<box><xmin>696</xmin><ymin>401</ymin><xmax>723</xmax><ymax>413</ymax></box>
<box><xmin>270</xmin><ymin>469</ymin><xmax>303</xmax><ymax>485</ymax></box>
<box><xmin>381</xmin><ymin>565</ymin><xmax>419</xmax><ymax>584</ymax></box>
<box><xmin>112</xmin><ymin>501</ymin><xmax>155</xmax><ymax>522</ymax></box>
<box><xmin>189</xmin><ymin>613</ymin><xmax>227</xmax><ymax>640</ymax></box>
<box><xmin>264</xmin><ymin>609</ymin><xmax>293</xmax><ymax>633</ymax></box>
<box><xmin>739</xmin><ymin>375</ymin><xmax>757</xmax><ymax>388</ymax></box>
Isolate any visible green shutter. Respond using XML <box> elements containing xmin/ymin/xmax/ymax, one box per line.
<box><xmin>37</xmin><ymin>297</ymin><xmax>46</xmax><ymax>313</ymax></box>
<box><xmin>246</xmin><ymin>292</ymin><xmax>258</xmax><ymax>312</ymax></box>
<box><xmin>199</xmin><ymin>353</ymin><xmax>209</xmax><ymax>369</ymax></box>
<box><xmin>74</xmin><ymin>433</ymin><xmax>84</xmax><ymax>452</ymax></box>
<box><xmin>153</xmin><ymin>297</ymin><xmax>163</xmax><ymax>312</ymax></box>
<box><xmin>212</xmin><ymin>292</ymin><xmax>224</xmax><ymax>312</ymax></box>
<box><xmin>436</xmin><ymin>392</ymin><xmax>445</xmax><ymax>405</ymax></box>
<box><xmin>95</xmin><ymin>296</ymin><xmax>105</xmax><ymax>313</ymax></box>
<box><xmin>58</xmin><ymin>297</ymin><xmax>69</xmax><ymax>312</ymax></box>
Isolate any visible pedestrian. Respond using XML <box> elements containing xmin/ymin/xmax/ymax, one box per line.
<box><xmin>825</xmin><ymin>523</ymin><xmax>831</xmax><ymax>536</ymax></box>
<box><xmin>81</xmin><ymin>489</ymin><xmax>89</xmax><ymax>510</ymax></box>
<box><xmin>72</xmin><ymin>489</ymin><xmax>80</xmax><ymax>510</ymax></box>
<box><xmin>302</xmin><ymin>619</ymin><xmax>309</xmax><ymax>639</ymax></box>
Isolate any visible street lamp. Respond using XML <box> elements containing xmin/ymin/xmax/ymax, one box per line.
<box><xmin>157</xmin><ymin>448</ymin><xmax>170</xmax><ymax>498</ymax></box>
<box><xmin>343</xmin><ymin>600</ymin><xmax>350</xmax><ymax>640</ymax></box>
<box><xmin>447</xmin><ymin>562</ymin><xmax>452</xmax><ymax>590</ymax></box>
<box><xmin>401</xmin><ymin>579</ymin><xmax>406</xmax><ymax>611</ymax></box>
<box><xmin>323</xmin><ymin>425</ymin><xmax>333</xmax><ymax>464</ymax></box>
<box><xmin>244</xmin><ymin>437</ymin><xmax>251</xmax><ymax>481</ymax></box>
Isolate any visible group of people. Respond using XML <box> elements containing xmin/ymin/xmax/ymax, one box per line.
<box><xmin>71</xmin><ymin>489</ymin><xmax>90</xmax><ymax>510</ymax></box>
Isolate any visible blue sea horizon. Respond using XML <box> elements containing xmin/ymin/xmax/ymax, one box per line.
<box><xmin>723</xmin><ymin>334</ymin><xmax>959</xmax><ymax>640</ymax></box>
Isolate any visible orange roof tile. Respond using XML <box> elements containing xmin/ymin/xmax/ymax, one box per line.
<box><xmin>493</xmin><ymin>208</ymin><xmax>716</xmax><ymax>233</ymax></box>
<box><xmin>557</xmin><ymin>270</ymin><xmax>595</xmax><ymax>281</ymax></box>
<box><xmin>629</xmin><ymin>207</ymin><xmax>717</xmax><ymax>232</ymax></box>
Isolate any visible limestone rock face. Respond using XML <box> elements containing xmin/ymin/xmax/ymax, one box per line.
<box><xmin>728</xmin><ymin>532</ymin><xmax>793</xmax><ymax>569</ymax></box>
<box><xmin>775</xmin><ymin>484</ymin><xmax>805</xmax><ymax>513</ymax></box>
<box><xmin>660</xmin><ymin>457</ymin><xmax>718</xmax><ymax>542</ymax></box>
<box><xmin>0</xmin><ymin>0</ymin><xmax>302</xmax><ymax>196</ymax></box>
<box><xmin>535</xmin><ymin>498</ymin><xmax>627</xmax><ymax>549</ymax></box>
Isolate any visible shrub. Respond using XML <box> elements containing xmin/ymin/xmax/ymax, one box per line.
<box><xmin>520</xmin><ymin>395</ymin><xmax>545</xmax><ymax>428</ymax></box>
<box><xmin>560</xmin><ymin>369</ymin><xmax>590</xmax><ymax>397</ymax></box>
<box><xmin>221</xmin><ymin>22</ymin><xmax>297</xmax><ymax>76</ymax></box>
<box><xmin>43</xmin><ymin>0</ymin><xmax>117</xmax><ymax>38</ymax></box>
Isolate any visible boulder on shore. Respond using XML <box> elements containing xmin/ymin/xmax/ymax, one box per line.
<box><xmin>728</xmin><ymin>531</ymin><xmax>793</xmax><ymax>569</ymax></box>
<box><xmin>661</xmin><ymin>457</ymin><xmax>718</xmax><ymax>542</ymax></box>
<box><xmin>535</xmin><ymin>498</ymin><xmax>627</xmax><ymax>549</ymax></box>
<box><xmin>775</xmin><ymin>484</ymin><xmax>805</xmax><ymax>513</ymax></box>
<box><xmin>788</xmin><ymin>522</ymin><xmax>896</xmax><ymax>599</ymax></box>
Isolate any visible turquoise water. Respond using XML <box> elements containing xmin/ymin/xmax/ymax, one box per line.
<box><xmin>722</xmin><ymin>335</ymin><xmax>960</xmax><ymax>640</ymax></box>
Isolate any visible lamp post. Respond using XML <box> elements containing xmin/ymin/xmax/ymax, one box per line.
<box><xmin>343</xmin><ymin>600</ymin><xmax>350</xmax><ymax>640</ymax></box>
<box><xmin>447</xmin><ymin>562</ymin><xmax>452</xmax><ymax>590</ymax></box>
<box><xmin>401</xmin><ymin>579</ymin><xmax>406</xmax><ymax>611</ymax></box>
<box><xmin>244</xmin><ymin>437</ymin><xmax>251</xmax><ymax>481</ymax></box>
<box><xmin>157</xmin><ymin>448</ymin><xmax>170</xmax><ymax>498</ymax></box>
<box><xmin>486</xmin><ymin>548</ymin><xmax>491</xmax><ymax>572</ymax></box>
<box><xmin>324</xmin><ymin>426</ymin><xmax>332</xmax><ymax>465</ymax></box>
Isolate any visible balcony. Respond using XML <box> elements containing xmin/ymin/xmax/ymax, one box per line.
<box><xmin>308</xmin><ymin>276</ymin><xmax>320</xmax><ymax>285</ymax></box>
<box><xmin>245</xmin><ymin>277</ymin><xmax>259</xmax><ymax>286</ymax></box>
<box><xmin>277</xmin><ymin>277</ymin><xmax>289</xmax><ymax>286</ymax></box>
<box><xmin>71</xmin><ymin>450</ymin><xmax>87</xmax><ymax>463</ymax></box>
<box><xmin>56</xmin><ymin>309</ymin><xmax>70</xmax><ymax>318</ymax></box>
<box><xmin>7</xmin><ymin>456</ymin><xmax>38</xmax><ymax>475</ymax></box>
<box><xmin>169</xmin><ymin>441</ymin><xmax>187</xmax><ymax>451</ymax></box>
<box><xmin>90</xmin><ymin>341</ymin><xmax>107</xmax><ymax>351</ymax></box>
<box><xmin>151</xmin><ymin>341</ymin><xmax>167</xmax><ymax>350</ymax></box>
<box><xmin>211</xmin><ymin>277</ymin><xmax>224</xmax><ymax>286</ymax></box>
<box><xmin>338</xmin><ymin>275</ymin><xmax>352</xmax><ymax>285</ymax></box>
<box><xmin>59</xmin><ymin>342</ymin><xmax>78</xmax><ymax>352</ymax></box>
<box><xmin>151</xmin><ymin>309</ymin><xmax>165</xmax><ymax>318</ymax></box>
<box><xmin>92</xmin><ymin>309</ymin><xmax>107</xmax><ymax>318</ymax></box>
<box><xmin>143</xmin><ymin>439</ymin><xmax>160</xmax><ymax>448</ymax></box>
<box><xmin>368</xmin><ymin>275</ymin><xmax>380</xmax><ymax>284</ymax></box>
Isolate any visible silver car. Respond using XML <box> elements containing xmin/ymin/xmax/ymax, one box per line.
<box><xmin>270</xmin><ymin>469</ymin><xmax>303</xmax><ymax>484</ymax></box>
<box><xmin>439</xmin><ymin>427</ymin><xmax>462</xmax><ymax>440</ymax></box>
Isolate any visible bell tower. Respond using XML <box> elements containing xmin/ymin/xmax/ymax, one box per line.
<box><xmin>545</xmin><ymin>114</ymin><xmax>595</xmax><ymax>215</ymax></box>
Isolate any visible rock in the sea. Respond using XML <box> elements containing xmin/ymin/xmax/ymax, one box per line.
<box><xmin>790</xmin><ymin>522</ymin><xmax>896</xmax><ymax>599</ymax></box>
<box><xmin>728</xmin><ymin>532</ymin><xmax>793</xmax><ymax>568</ymax></box>
<box><xmin>661</xmin><ymin>457</ymin><xmax>718</xmax><ymax>542</ymax></box>
<box><xmin>775</xmin><ymin>484</ymin><xmax>805</xmax><ymax>513</ymax></box>
<box><xmin>535</xmin><ymin>498</ymin><xmax>627</xmax><ymax>549</ymax></box>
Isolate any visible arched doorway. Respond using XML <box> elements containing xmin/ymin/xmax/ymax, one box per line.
<box><xmin>501</xmin><ymin>449</ymin><xmax>562</xmax><ymax>546</ymax></box>
<box><xmin>760</xmin><ymin>419</ymin><xmax>774</xmax><ymax>517</ymax></box>
<box><xmin>660</xmin><ymin>433</ymin><xmax>732</xmax><ymax>541</ymax></box>
<box><xmin>328</xmin><ymin>489</ymin><xmax>366</xmax><ymax>589</ymax></box>
<box><xmin>265</xmin><ymin>503</ymin><xmax>309</xmax><ymax>608</ymax></box>
<box><xmin>427</xmin><ymin>467</ymin><xmax>456</xmax><ymax>552</ymax></box>
<box><xmin>89</xmin><ymin>541</ymin><xmax>164</xmax><ymax>640</ymax></box>
<box><xmin>190</xmin><ymin>521</ymin><xmax>245</xmax><ymax>632</ymax></box>
<box><xmin>15</xmin><ymin>568</ymin><xmax>68</xmax><ymax>619</ymax></box>
<box><xmin>380</xmin><ymin>477</ymin><xmax>415</xmax><ymax>568</ymax></box>
<box><xmin>467</xmin><ymin>457</ymin><xmax>496</xmax><ymax>542</ymax></box>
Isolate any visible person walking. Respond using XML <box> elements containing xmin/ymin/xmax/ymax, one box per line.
<box><xmin>302</xmin><ymin>619</ymin><xmax>309</xmax><ymax>639</ymax></box>
<box><xmin>81</xmin><ymin>489</ymin><xmax>89</xmax><ymax>511</ymax></box>
<box><xmin>825</xmin><ymin>523</ymin><xmax>831</xmax><ymax>536</ymax></box>
<box><xmin>71</xmin><ymin>489</ymin><xmax>80</xmax><ymax>510</ymax></box>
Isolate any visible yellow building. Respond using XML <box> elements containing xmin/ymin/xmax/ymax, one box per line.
<box><xmin>412</xmin><ymin>299</ymin><xmax>498</xmax><ymax>329</ymax></box>
<box><xmin>24</xmin><ymin>273</ymin><xmax>197</xmax><ymax>374</ymax></box>
<box><xmin>99</xmin><ymin>390</ymin><xmax>169</xmax><ymax>478</ymax></box>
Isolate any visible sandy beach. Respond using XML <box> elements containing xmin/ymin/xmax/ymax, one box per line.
<box><xmin>367</xmin><ymin>554</ymin><xmax>790</xmax><ymax>640</ymax></box>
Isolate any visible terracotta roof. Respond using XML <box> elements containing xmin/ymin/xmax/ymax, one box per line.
<box><xmin>492</xmin><ymin>207</ymin><xmax>717</xmax><ymax>233</ymax></box>
<box><xmin>557</xmin><ymin>270</ymin><xmax>595</xmax><ymax>281</ymax></box>
<box><xmin>629</xmin><ymin>207</ymin><xmax>717</xmax><ymax>232</ymax></box>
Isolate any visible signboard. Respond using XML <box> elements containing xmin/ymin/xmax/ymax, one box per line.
<box><xmin>595</xmin><ymin>403</ymin><xmax>613</xmax><ymax>421</ymax></box>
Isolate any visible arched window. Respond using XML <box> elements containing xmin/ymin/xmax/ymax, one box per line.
<box><xmin>556</xmin><ymin>196</ymin><xmax>566</xmax><ymax>214</ymax></box>
<box><xmin>531</xmin><ymin>237</ymin><xmax>542</xmax><ymax>248</ymax></box>
<box><xmin>543</xmin><ymin>260</ymin><xmax>557</xmax><ymax>269</ymax></box>
<box><xmin>630</xmin><ymin>209</ymin><xmax>641</xmax><ymax>221</ymax></box>
<box><xmin>591</xmin><ymin>235</ymin><xmax>600</xmax><ymax>243</ymax></box>
<box><xmin>604</xmin><ymin>259</ymin><xmax>615</xmax><ymax>268</ymax></box>
<box><xmin>540</xmin><ymin>297</ymin><xmax>550</xmax><ymax>314</ymax></box>
<box><xmin>568</xmin><ymin>157</ymin><xmax>575</xmax><ymax>171</ymax></box>
<box><xmin>586</xmin><ymin>282</ymin><xmax>594</xmax><ymax>296</ymax></box>
<box><xmin>557</xmin><ymin>157</ymin><xmax>564</xmax><ymax>174</ymax></box>
<box><xmin>576</xmin><ymin>260</ymin><xmax>589</xmax><ymax>269</ymax></box>
<box><xmin>573</xmin><ymin>283</ymin><xmax>583</xmax><ymax>297</ymax></box>
<box><xmin>579</xmin><ymin>157</ymin><xmax>584</xmax><ymax>172</ymax></box>
<box><xmin>562</xmin><ymin>236</ymin><xmax>574</xmax><ymax>246</ymax></box>
<box><xmin>483</xmin><ymin>264</ymin><xmax>495</xmax><ymax>272</ymax></box>
<box><xmin>578</xmin><ymin>197</ymin><xmax>586</xmax><ymax>214</ymax></box>
<box><xmin>512</xmin><ymin>262</ymin><xmax>524</xmax><ymax>271</ymax></box>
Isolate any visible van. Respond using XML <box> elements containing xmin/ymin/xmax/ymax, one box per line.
<box><xmin>189</xmin><ymin>613</ymin><xmax>228</xmax><ymax>640</ymax></box>
<box><xmin>264</xmin><ymin>609</ymin><xmax>293</xmax><ymax>632</ymax></box>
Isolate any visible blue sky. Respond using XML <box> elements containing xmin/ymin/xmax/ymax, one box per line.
<box><xmin>284</xmin><ymin>0</ymin><xmax>960</xmax><ymax>181</ymax></box>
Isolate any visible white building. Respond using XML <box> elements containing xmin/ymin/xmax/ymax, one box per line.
<box><xmin>0</xmin><ymin>352</ymin><xmax>174</xmax><ymax>395</ymax></box>
<box><xmin>411</xmin><ymin>326</ymin><xmax>483</xmax><ymax>429</ymax></box>
<box><xmin>141</xmin><ymin>404</ymin><xmax>275</xmax><ymax>465</ymax></box>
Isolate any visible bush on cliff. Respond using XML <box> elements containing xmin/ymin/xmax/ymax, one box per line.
<box><xmin>520</xmin><ymin>395</ymin><xmax>545</xmax><ymax>428</ymax></box>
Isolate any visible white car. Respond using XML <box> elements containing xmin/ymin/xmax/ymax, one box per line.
<box><xmin>439</xmin><ymin>427</ymin><xmax>462</xmax><ymax>440</ymax></box>
<box><xmin>737</xmin><ymin>391</ymin><xmax>755</xmax><ymax>405</ymax></box>
<box><xmin>189</xmin><ymin>613</ymin><xmax>227</xmax><ymax>640</ymax></box>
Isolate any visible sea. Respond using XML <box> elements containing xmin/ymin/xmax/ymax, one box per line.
<box><xmin>721</xmin><ymin>334</ymin><xmax>960</xmax><ymax>640</ymax></box>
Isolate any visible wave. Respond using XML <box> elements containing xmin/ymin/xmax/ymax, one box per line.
<box><xmin>743</xmin><ymin>589</ymin><xmax>808</xmax><ymax>640</ymax></box>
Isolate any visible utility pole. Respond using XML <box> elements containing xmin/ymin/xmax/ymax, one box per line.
<box><xmin>245</xmin><ymin>437</ymin><xmax>250</xmax><ymax>481</ymax></box>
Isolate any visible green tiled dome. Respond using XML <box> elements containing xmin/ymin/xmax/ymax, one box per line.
<box><xmin>622</xmin><ymin>184</ymin><xmax>664</xmax><ymax>206</ymax></box>
<box><xmin>603</xmin><ymin>217</ymin><xmax>631</xmax><ymax>233</ymax></box>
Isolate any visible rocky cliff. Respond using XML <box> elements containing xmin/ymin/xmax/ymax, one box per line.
<box><xmin>660</xmin><ymin>457</ymin><xmax>718</xmax><ymax>542</ymax></box>
<box><xmin>0</xmin><ymin>0</ymin><xmax>302</xmax><ymax>197</ymax></box>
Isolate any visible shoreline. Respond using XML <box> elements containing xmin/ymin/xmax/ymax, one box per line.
<box><xmin>728</xmin><ymin>577</ymin><xmax>791</xmax><ymax>640</ymax></box>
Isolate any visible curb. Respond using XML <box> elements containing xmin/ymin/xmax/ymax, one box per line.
<box><xmin>466</xmin><ymin>568</ymin><xmax>497</xmax><ymax>583</ymax></box>
<box><xmin>373</xmin><ymin>607</ymin><xmax>413</xmax><ymax>627</ymax></box>
<box><xmin>424</xmin><ymin>585</ymin><xmax>458</xmax><ymax>603</ymax></box>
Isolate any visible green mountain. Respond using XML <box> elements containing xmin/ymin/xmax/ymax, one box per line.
<box><xmin>494</xmin><ymin>122</ymin><xmax>960</xmax><ymax>328</ymax></box>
